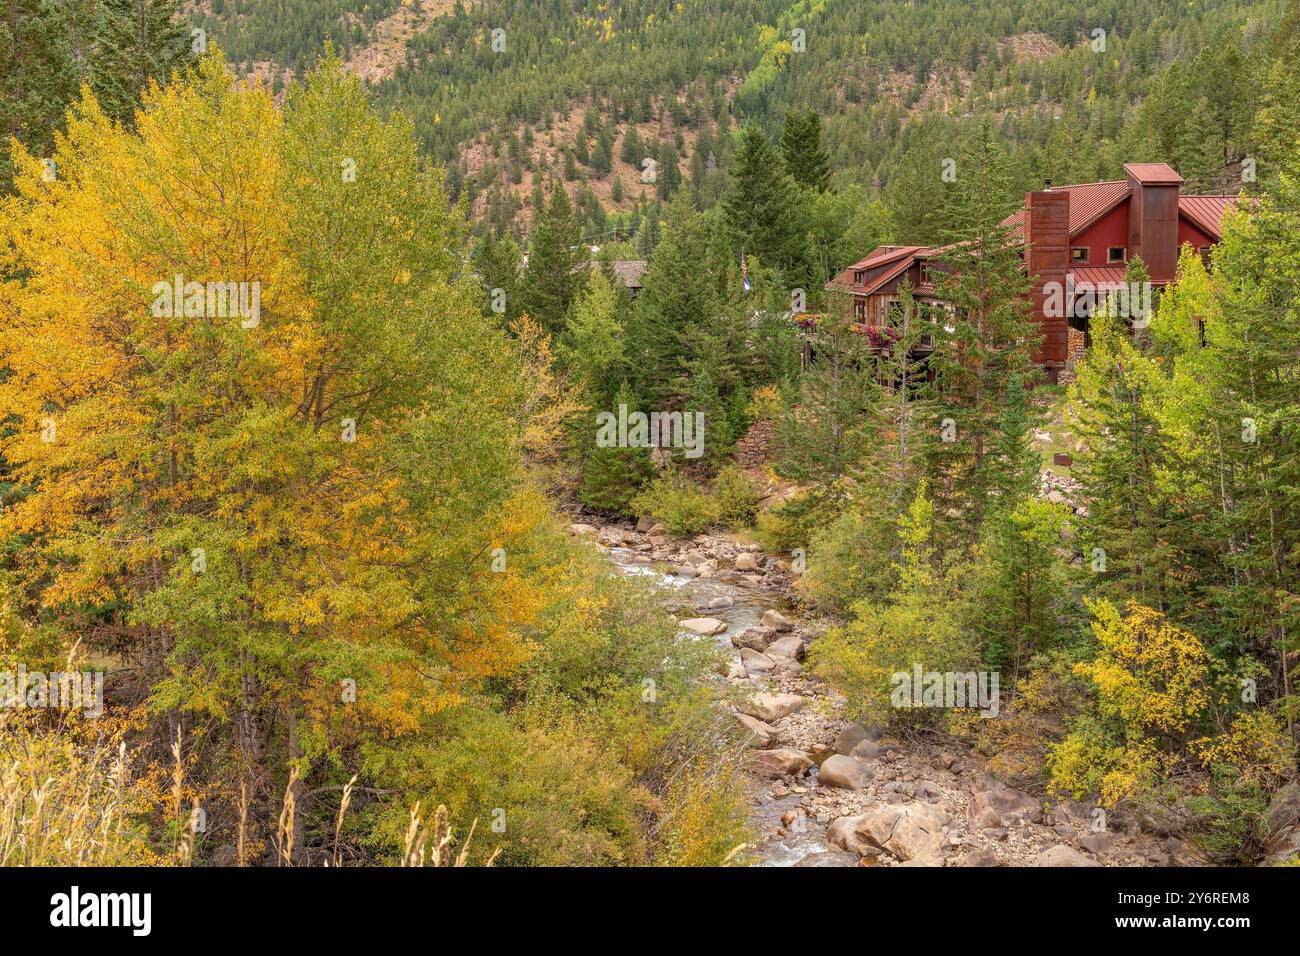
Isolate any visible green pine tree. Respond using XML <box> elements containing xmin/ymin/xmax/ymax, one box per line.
<box><xmin>519</xmin><ymin>183</ymin><xmax>588</xmax><ymax>335</ymax></box>
<box><xmin>779</xmin><ymin>108</ymin><xmax>831</xmax><ymax>193</ymax></box>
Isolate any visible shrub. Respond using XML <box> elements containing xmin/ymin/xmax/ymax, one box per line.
<box><xmin>631</xmin><ymin>472</ymin><xmax>720</xmax><ymax>537</ymax></box>
<box><xmin>808</xmin><ymin>486</ymin><xmax>978</xmax><ymax>726</ymax></box>
<box><xmin>798</xmin><ymin>500</ymin><xmax>901</xmax><ymax>617</ymax></box>
<box><xmin>710</xmin><ymin>464</ymin><xmax>760</xmax><ymax>528</ymax></box>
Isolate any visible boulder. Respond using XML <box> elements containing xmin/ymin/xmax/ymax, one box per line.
<box><xmin>766</xmin><ymin>634</ymin><xmax>804</xmax><ymax>660</ymax></box>
<box><xmin>734</xmin><ymin>552</ymin><xmax>760</xmax><ymax>571</ymax></box>
<box><xmin>678</xmin><ymin>617</ymin><xmax>726</xmax><ymax>636</ymax></box>
<box><xmin>738</xmin><ymin>692</ymin><xmax>806</xmax><ymax>723</ymax></box>
<box><xmin>849</xmin><ymin>740</ymin><xmax>885</xmax><ymax>762</ymax></box>
<box><xmin>817</xmin><ymin>754</ymin><xmax>874</xmax><ymax>790</ymax></box>
<box><xmin>956</xmin><ymin>848</ymin><xmax>1005</xmax><ymax>867</ymax></box>
<box><xmin>747</xmin><ymin>748</ymin><xmax>813</xmax><ymax>778</ymax></box>
<box><xmin>708</xmin><ymin>596</ymin><xmax>735</xmax><ymax>610</ymax></box>
<box><xmin>760</xmin><ymin>609</ymin><xmax>794</xmax><ymax>632</ymax></box>
<box><xmin>735</xmin><ymin>713</ymin><xmax>776</xmax><ymax>747</ymax></box>
<box><xmin>1079</xmin><ymin>832</ymin><xmax>1114</xmax><ymax>856</ymax></box>
<box><xmin>832</xmin><ymin>722</ymin><xmax>883</xmax><ymax>755</ymax></box>
<box><xmin>739</xmin><ymin>648</ymin><xmax>776</xmax><ymax>674</ymax></box>
<box><xmin>568</xmin><ymin>523</ymin><xmax>598</xmax><ymax>536</ymax></box>
<box><xmin>634</xmin><ymin>514</ymin><xmax>657</xmax><ymax>533</ymax></box>
<box><xmin>730</xmin><ymin>627</ymin><xmax>771</xmax><ymax>651</ymax></box>
<box><xmin>1035</xmin><ymin>845</ymin><xmax>1101</xmax><ymax>867</ymax></box>
<box><xmin>771</xmin><ymin>656</ymin><xmax>803</xmax><ymax>676</ymax></box>
<box><xmin>685</xmin><ymin>549</ymin><xmax>710</xmax><ymax>566</ymax></box>
<box><xmin>856</xmin><ymin>803</ymin><xmax>951</xmax><ymax>863</ymax></box>
<box><xmin>972</xmin><ymin>808</ymin><xmax>1002</xmax><ymax>830</ymax></box>
<box><xmin>968</xmin><ymin>786</ymin><xmax>1042</xmax><ymax>827</ymax></box>
<box><xmin>674</xmin><ymin>565</ymin><xmax>696</xmax><ymax>579</ymax></box>
<box><xmin>826</xmin><ymin>814</ymin><xmax>871</xmax><ymax>854</ymax></box>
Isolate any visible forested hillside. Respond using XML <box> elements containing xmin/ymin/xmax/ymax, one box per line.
<box><xmin>184</xmin><ymin>0</ymin><xmax>1281</xmax><ymax>243</ymax></box>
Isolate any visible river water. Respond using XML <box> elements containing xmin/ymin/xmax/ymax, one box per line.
<box><xmin>603</xmin><ymin>545</ymin><xmax>833</xmax><ymax>866</ymax></box>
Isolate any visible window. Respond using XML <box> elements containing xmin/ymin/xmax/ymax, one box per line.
<box><xmin>853</xmin><ymin>299</ymin><xmax>865</xmax><ymax>320</ymax></box>
<box><xmin>1107</xmin><ymin>247</ymin><xmax>1126</xmax><ymax>263</ymax></box>
<box><xmin>1070</xmin><ymin>248</ymin><xmax>1088</xmax><ymax>263</ymax></box>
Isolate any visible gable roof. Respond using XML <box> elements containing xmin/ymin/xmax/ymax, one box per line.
<box><xmin>1001</xmin><ymin>180</ymin><xmax>1131</xmax><ymax>241</ymax></box>
<box><xmin>1178</xmin><ymin>196</ymin><xmax>1237</xmax><ymax>239</ymax></box>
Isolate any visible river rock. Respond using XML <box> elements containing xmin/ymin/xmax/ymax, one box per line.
<box><xmin>766</xmin><ymin>634</ymin><xmax>804</xmax><ymax>660</ymax></box>
<box><xmin>760</xmin><ymin>609</ymin><xmax>794</xmax><ymax>632</ymax></box>
<box><xmin>708</xmin><ymin>596</ymin><xmax>734</xmax><ymax>610</ymax></box>
<box><xmin>735</xmin><ymin>713</ymin><xmax>777</xmax><ymax>746</ymax></box>
<box><xmin>731</xmin><ymin>626</ymin><xmax>773</xmax><ymax>651</ymax></box>
<box><xmin>734</xmin><ymin>552</ymin><xmax>760</xmax><ymax>571</ymax></box>
<box><xmin>1079</xmin><ymin>832</ymin><xmax>1114</xmax><ymax>856</ymax></box>
<box><xmin>739</xmin><ymin>648</ymin><xmax>776</xmax><ymax>674</ymax></box>
<box><xmin>1035</xmin><ymin>845</ymin><xmax>1101</xmax><ymax>867</ymax></box>
<box><xmin>568</xmin><ymin>523</ymin><xmax>598</xmax><ymax>536</ymax></box>
<box><xmin>675</xmin><ymin>565</ymin><xmax>696</xmax><ymax>579</ymax></box>
<box><xmin>738</xmin><ymin>692</ymin><xmax>806</xmax><ymax>723</ymax></box>
<box><xmin>634</xmin><ymin>514</ymin><xmax>656</xmax><ymax>532</ymax></box>
<box><xmin>849</xmin><ymin>740</ymin><xmax>886</xmax><ymax>762</ymax></box>
<box><xmin>968</xmin><ymin>786</ymin><xmax>1042</xmax><ymax>827</ymax></box>
<box><xmin>832</xmin><ymin>722</ymin><xmax>884</xmax><ymax>755</ymax></box>
<box><xmin>972</xmin><ymin>808</ymin><xmax>1002</xmax><ymax>830</ymax></box>
<box><xmin>771</xmin><ymin>656</ymin><xmax>803</xmax><ymax>676</ymax></box>
<box><xmin>748</xmin><ymin>748</ymin><xmax>813</xmax><ymax>778</ymax></box>
<box><xmin>856</xmin><ymin>803</ymin><xmax>951</xmax><ymax>863</ymax></box>
<box><xmin>817</xmin><ymin>754</ymin><xmax>874</xmax><ymax>790</ymax></box>
<box><xmin>678</xmin><ymin>617</ymin><xmax>726</xmax><ymax>635</ymax></box>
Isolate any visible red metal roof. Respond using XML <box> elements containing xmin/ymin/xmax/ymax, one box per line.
<box><xmin>1179</xmin><ymin>195</ymin><xmax>1237</xmax><ymax>239</ymax></box>
<box><xmin>1069</xmin><ymin>265</ymin><xmax>1129</xmax><ymax>289</ymax></box>
<box><xmin>1124</xmin><ymin>162</ymin><xmax>1184</xmax><ymax>185</ymax></box>
<box><xmin>1001</xmin><ymin>180</ymin><xmax>1131</xmax><ymax>240</ymax></box>
<box><xmin>843</xmin><ymin>245</ymin><xmax>926</xmax><ymax>272</ymax></box>
<box><xmin>857</xmin><ymin>255</ymin><xmax>917</xmax><ymax>296</ymax></box>
<box><xmin>832</xmin><ymin>245</ymin><xmax>929</xmax><ymax>292</ymax></box>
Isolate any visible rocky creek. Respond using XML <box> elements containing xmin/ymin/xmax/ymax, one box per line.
<box><xmin>576</xmin><ymin>515</ymin><xmax>1204</xmax><ymax>868</ymax></box>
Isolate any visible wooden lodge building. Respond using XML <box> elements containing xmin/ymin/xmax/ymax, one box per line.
<box><xmin>829</xmin><ymin>163</ymin><xmax>1237</xmax><ymax>382</ymax></box>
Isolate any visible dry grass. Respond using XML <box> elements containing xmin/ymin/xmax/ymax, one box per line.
<box><xmin>0</xmin><ymin>712</ymin><xmax>157</xmax><ymax>866</ymax></box>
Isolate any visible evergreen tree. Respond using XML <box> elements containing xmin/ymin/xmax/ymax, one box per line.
<box><xmin>92</xmin><ymin>0</ymin><xmax>194</xmax><ymax>127</ymax></box>
<box><xmin>472</xmin><ymin>230</ymin><xmax>522</xmax><ymax>324</ymax></box>
<box><xmin>779</xmin><ymin>108</ymin><xmax>831</xmax><ymax>193</ymax></box>
<box><xmin>519</xmin><ymin>182</ymin><xmax>587</xmax><ymax>335</ymax></box>
<box><xmin>772</xmin><ymin>291</ymin><xmax>878</xmax><ymax>516</ymax></box>
<box><xmin>557</xmin><ymin>269</ymin><xmax>626</xmax><ymax>406</ymax></box>
<box><xmin>722</xmin><ymin>122</ymin><xmax>814</xmax><ymax>289</ymax></box>
<box><xmin>0</xmin><ymin>0</ymin><xmax>83</xmax><ymax>191</ymax></box>
<box><xmin>930</xmin><ymin>130</ymin><xmax>1037</xmax><ymax>539</ymax></box>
